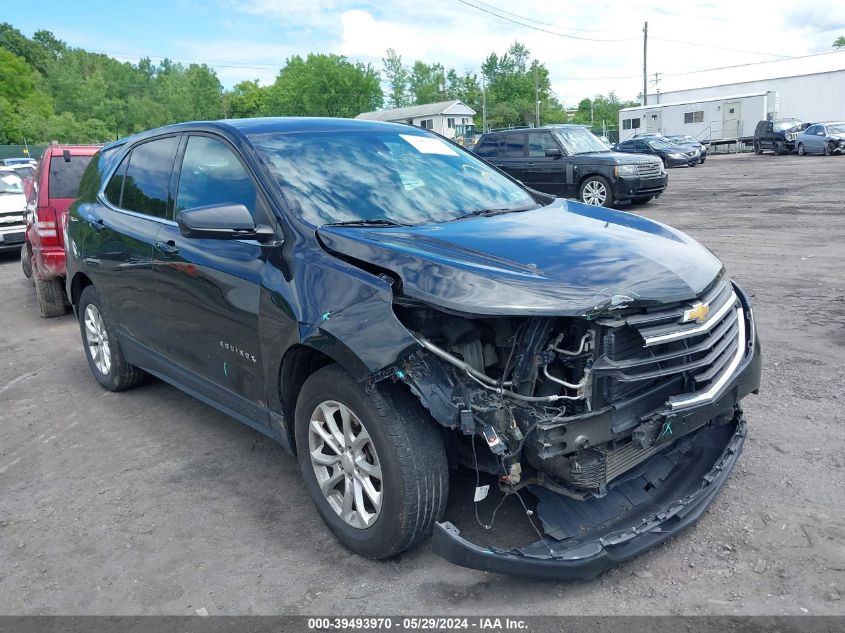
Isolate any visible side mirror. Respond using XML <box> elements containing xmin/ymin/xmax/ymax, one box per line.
<box><xmin>176</xmin><ymin>203</ymin><xmax>275</xmax><ymax>242</ymax></box>
<box><xmin>544</xmin><ymin>147</ymin><xmax>563</xmax><ymax>158</ymax></box>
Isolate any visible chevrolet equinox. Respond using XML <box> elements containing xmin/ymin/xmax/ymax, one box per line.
<box><xmin>66</xmin><ymin>118</ymin><xmax>761</xmax><ymax>579</ymax></box>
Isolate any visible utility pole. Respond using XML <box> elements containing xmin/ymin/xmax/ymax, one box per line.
<box><xmin>642</xmin><ymin>21</ymin><xmax>648</xmax><ymax>106</ymax></box>
<box><xmin>534</xmin><ymin>65</ymin><xmax>539</xmax><ymax>128</ymax></box>
<box><xmin>481</xmin><ymin>75</ymin><xmax>487</xmax><ymax>133</ymax></box>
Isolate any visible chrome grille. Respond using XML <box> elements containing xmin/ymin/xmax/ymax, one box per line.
<box><xmin>594</xmin><ymin>280</ymin><xmax>743</xmax><ymax>406</ymax></box>
<box><xmin>636</xmin><ymin>161</ymin><xmax>661</xmax><ymax>178</ymax></box>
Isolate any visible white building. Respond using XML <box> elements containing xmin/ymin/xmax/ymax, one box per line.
<box><xmin>618</xmin><ymin>50</ymin><xmax>845</xmax><ymax>142</ymax></box>
<box><xmin>355</xmin><ymin>100</ymin><xmax>476</xmax><ymax>140</ymax></box>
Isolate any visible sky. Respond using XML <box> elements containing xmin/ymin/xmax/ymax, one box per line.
<box><xmin>3</xmin><ymin>0</ymin><xmax>845</xmax><ymax>107</ymax></box>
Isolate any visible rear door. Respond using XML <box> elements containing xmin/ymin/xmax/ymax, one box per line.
<box><xmin>84</xmin><ymin>135</ymin><xmax>180</xmax><ymax>351</ymax></box>
<box><xmin>152</xmin><ymin>133</ymin><xmax>272</xmax><ymax>425</ymax></box>
<box><xmin>491</xmin><ymin>133</ymin><xmax>529</xmax><ymax>182</ymax></box>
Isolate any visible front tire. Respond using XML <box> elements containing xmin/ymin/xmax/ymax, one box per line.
<box><xmin>798</xmin><ymin>143</ymin><xmax>806</xmax><ymax>156</ymax></box>
<box><xmin>33</xmin><ymin>258</ymin><xmax>67</xmax><ymax>318</ymax></box>
<box><xmin>579</xmin><ymin>175</ymin><xmax>614</xmax><ymax>207</ymax></box>
<box><xmin>772</xmin><ymin>142</ymin><xmax>781</xmax><ymax>155</ymax></box>
<box><xmin>295</xmin><ymin>365</ymin><xmax>448</xmax><ymax>559</ymax></box>
<box><xmin>78</xmin><ymin>285</ymin><xmax>145</xmax><ymax>391</ymax></box>
<box><xmin>824</xmin><ymin>142</ymin><xmax>833</xmax><ymax>156</ymax></box>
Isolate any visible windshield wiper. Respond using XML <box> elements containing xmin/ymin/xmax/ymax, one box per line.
<box><xmin>449</xmin><ymin>205</ymin><xmax>539</xmax><ymax>221</ymax></box>
<box><xmin>324</xmin><ymin>218</ymin><xmax>411</xmax><ymax>228</ymax></box>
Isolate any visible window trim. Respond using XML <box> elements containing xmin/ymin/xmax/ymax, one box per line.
<box><xmin>98</xmin><ymin>132</ymin><xmax>183</xmax><ymax>225</ymax></box>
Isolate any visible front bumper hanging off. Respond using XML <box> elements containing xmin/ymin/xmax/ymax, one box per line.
<box><xmin>432</xmin><ymin>413</ymin><xmax>747</xmax><ymax>580</ymax></box>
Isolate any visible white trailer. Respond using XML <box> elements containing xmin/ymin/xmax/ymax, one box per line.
<box><xmin>618</xmin><ymin>92</ymin><xmax>771</xmax><ymax>143</ymax></box>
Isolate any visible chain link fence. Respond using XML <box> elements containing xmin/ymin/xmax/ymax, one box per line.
<box><xmin>0</xmin><ymin>145</ymin><xmax>49</xmax><ymax>162</ymax></box>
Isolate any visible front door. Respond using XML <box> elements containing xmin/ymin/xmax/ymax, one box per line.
<box><xmin>723</xmin><ymin>101</ymin><xmax>741</xmax><ymax>138</ymax></box>
<box><xmin>523</xmin><ymin>131</ymin><xmax>569</xmax><ymax>196</ymax></box>
<box><xmin>153</xmin><ymin>134</ymin><xmax>272</xmax><ymax>425</ymax></box>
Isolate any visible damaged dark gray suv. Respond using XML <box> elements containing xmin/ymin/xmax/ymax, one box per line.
<box><xmin>65</xmin><ymin>118</ymin><xmax>761</xmax><ymax>579</ymax></box>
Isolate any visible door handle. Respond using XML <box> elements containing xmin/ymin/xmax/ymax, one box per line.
<box><xmin>89</xmin><ymin>218</ymin><xmax>106</xmax><ymax>232</ymax></box>
<box><xmin>525</xmin><ymin>162</ymin><xmax>536</xmax><ymax>167</ymax></box>
<box><xmin>155</xmin><ymin>240</ymin><xmax>179</xmax><ymax>255</ymax></box>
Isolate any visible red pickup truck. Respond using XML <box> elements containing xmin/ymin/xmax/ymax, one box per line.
<box><xmin>23</xmin><ymin>144</ymin><xmax>101</xmax><ymax>317</ymax></box>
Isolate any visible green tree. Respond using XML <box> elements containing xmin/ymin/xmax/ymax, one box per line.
<box><xmin>409</xmin><ymin>61</ymin><xmax>445</xmax><ymax>105</ymax></box>
<box><xmin>445</xmin><ymin>69</ymin><xmax>482</xmax><ymax>112</ymax></box>
<box><xmin>266</xmin><ymin>53</ymin><xmax>382</xmax><ymax>117</ymax></box>
<box><xmin>481</xmin><ymin>42</ymin><xmax>563</xmax><ymax>129</ymax></box>
<box><xmin>224</xmin><ymin>79</ymin><xmax>267</xmax><ymax>118</ymax></box>
<box><xmin>568</xmin><ymin>92</ymin><xmax>638</xmax><ymax>130</ymax></box>
<box><xmin>382</xmin><ymin>49</ymin><xmax>411</xmax><ymax>108</ymax></box>
<box><xmin>0</xmin><ymin>49</ymin><xmax>36</xmax><ymax>102</ymax></box>
<box><xmin>834</xmin><ymin>36</ymin><xmax>845</xmax><ymax>48</ymax></box>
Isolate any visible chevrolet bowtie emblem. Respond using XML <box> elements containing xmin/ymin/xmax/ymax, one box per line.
<box><xmin>683</xmin><ymin>302</ymin><xmax>710</xmax><ymax>323</ymax></box>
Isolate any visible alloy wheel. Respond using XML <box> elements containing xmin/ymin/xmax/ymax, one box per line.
<box><xmin>84</xmin><ymin>304</ymin><xmax>112</xmax><ymax>375</ymax></box>
<box><xmin>308</xmin><ymin>400</ymin><xmax>383</xmax><ymax>529</ymax></box>
<box><xmin>582</xmin><ymin>180</ymin><xmax>608</xmax><ymax>206</ymax></box>
<box><xmin>798</xmin><ymin>143</ymin><xmax>805</xmax><ymax>156</ymax></box>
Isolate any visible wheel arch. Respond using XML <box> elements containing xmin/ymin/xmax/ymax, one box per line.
<box><xmin>69</xmin><ymin>271</ymin><xmax>94</xmax><ymax>310</ymax></box>
<box><xmin>275</xmin><ymin>339</ymin><xmax>377</xmax><ymax>450</ymax></box>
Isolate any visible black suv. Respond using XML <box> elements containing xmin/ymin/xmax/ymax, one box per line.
<box><xmin>66</xmin><ymin>118</ymin><xmax>760</xmax><ymax>579</ymax></box>
<box><xmin>753</xmin><ymin>118</ymin><xmax>804</xmax><ymax>155</ymax></box>
<box><xmin>473</xmin><ymin>125</ymin><xmax>667</xmax><ymax>207</ymax></box>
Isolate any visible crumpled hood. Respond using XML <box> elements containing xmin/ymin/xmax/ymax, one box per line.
<box><xmin>317</xmin><ymin>199</ymin><xmax>723</xmax><ymax>316</ymax></box>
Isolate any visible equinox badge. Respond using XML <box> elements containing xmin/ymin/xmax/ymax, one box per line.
<box><xmin>683</xmin><ymin>301</ymin><xmax>710</xmax><ymax>323</ymax></box>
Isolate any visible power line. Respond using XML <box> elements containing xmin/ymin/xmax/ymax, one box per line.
<box><xmin>651</xmin><ymin>37</ymin><xmax>791</xmax><ymax>59</ymax></box>
<box><xmin>458</xmin><ymin>0</ymin><xmax>794</xmax><ymax>59</ymax></box>
<box><xmin>464</xmin><ymin>0</ymin><xmax>629</xmax><ymax>34</ymax></box>
<box><xmin>455</xmin><ymin>0</ymin><xmax>639</xmax><ymax>42</ymax></box>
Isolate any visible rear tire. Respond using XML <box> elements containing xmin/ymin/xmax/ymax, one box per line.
<box><xmin>78</xmin><ymin>285</ymin><xmax>145</xmax><ymax>391</ymax></box>
<box><xmin>579</xmin><ymin>175</ymin><xmax>614</xmax><ymax>207</ymax></box>
<box><xmin>294</xmin><ymin>365</ymin><xmax>448</xmax><ymax>559</ymax></box>
<box><xmin>33</xmin><ymin>258</ymin><xmax>67</xmax><ymax>318</ymax></box>
<box><xmin>754</xmin><ymin>141</ymin><xmax>762</xmax><ymax>155</ymax></box>
<box><xmin>20</xmin><ymin>242</ymin><xmax>33</xmax><ymax>280</ymax></box>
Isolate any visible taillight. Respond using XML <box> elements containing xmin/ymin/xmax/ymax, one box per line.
<box><xmin>36</xmin><ymin>206</ymin><xmax>60</xmax><ymax>247</ymax></box>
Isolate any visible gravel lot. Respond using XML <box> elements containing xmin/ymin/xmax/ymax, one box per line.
<box><xmin>1</xmin><ymin>153</ymin><xmax>843</xmax><ymax>616</ymax></box>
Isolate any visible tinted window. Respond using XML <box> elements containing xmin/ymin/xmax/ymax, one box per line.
<box><xmin>527</xmin><ymin>132</ymin><xmax>558</xmax><ymax>157</ymax></box>
<box><xmin>48</xmin><ymin>155</ymin><xmax>94</xmax><ymax>199</ymax></box>
<box><xmin>474</xmin><ymin>138</ymin><xmax>497</xmax><ymax>158</ymax></box>
<box><xmin>499</xmin><ymin>134</ymin><xmax>525</xmax><ymax>157</ymax></box>
<box><xmin>804</xmin><ymin>125</ymin><xmax>818</xmax><ymax>135</ymax></box>
<box><xmin>251</xmin><ymin>130</ymin><xmax>537</xmax><ymax>226</ymax></box>
<box><xmin>177</xmin><ymin>136</ymin><xmax>258</xmax><ymax>218</ymax></box>
<box><xmin>104</xmin><ymin>153</ymin><xmax>129</xmax><ymax>206</ymax></box>
<box><xmin>120</xmin><ymin>137</ymin><xmax>179</xmax><ymax>218</ymax></box>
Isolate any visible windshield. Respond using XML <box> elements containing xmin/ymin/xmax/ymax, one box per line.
<box><xmin>827</xmin><ymin>124</ymin><xmax>845</xmax><ymax>135</ymax></box>
<box><xmin>774</xmin><ymin>120</ymin><xmax>802</xmax><ymax>132</ymax></box>
<box><xmin>249</xmin><ymin>130</ymin><xmax>538</xmax><ymax>226</ymax></box>
<box><xmin>554</xmin><ymin>127</ymin><xmax>609</xmax><ymax>154</ymax></box>
<box><xmin>0</xmin><ymin>172</ymin><xmax>24</xmax><ymax>195</ymax></box>
<box><xmin>648</xmin><ymin>139</ymin><xmax>677</xmax><ymax>150</ymax></box>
